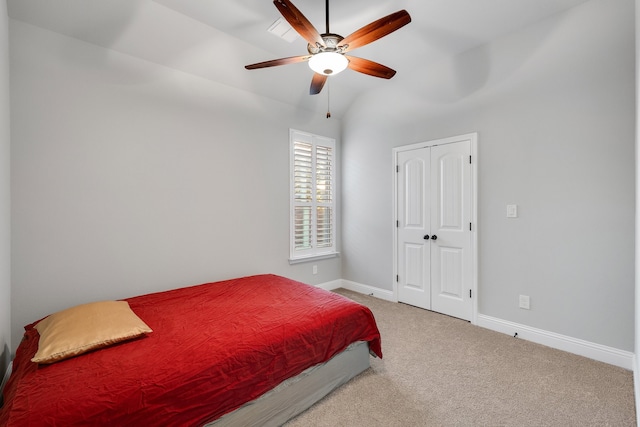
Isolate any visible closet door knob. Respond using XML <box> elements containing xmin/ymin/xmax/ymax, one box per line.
<box><xmin>423</xmin><ymin>235</ymin><xmax>430</xmax><ymax>240</ymax></box>
<box><xmin>431</xmin><ymin>235</ymin><xmax>438</xmax><ymax>240</ymax></box>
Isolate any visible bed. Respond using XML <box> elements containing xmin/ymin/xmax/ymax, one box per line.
<box><xmin>0</xmin><ymin>274</ymin><xmax>382</xmax><ymax>426</ymax></box>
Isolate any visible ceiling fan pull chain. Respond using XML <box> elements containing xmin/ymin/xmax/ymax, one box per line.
<box><xmin>326</xmin><ymin>79</ymin><xmax>331</xmax><ymax>119</ymax></box>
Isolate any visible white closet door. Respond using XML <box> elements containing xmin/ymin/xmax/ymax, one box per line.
<box><xmin>396</xmin><ymin>139</ymin><xmax>472</xmax><ymax>321</ymax></box>
<box><xmin>430</xmin><ymin>141</ymin><xmax>472</xmax><ymax>320</ymax></box>
<box><xmin>397</xmin><ymin>148</ymin><xmax>431</xmax><ymax>310</ymax></box>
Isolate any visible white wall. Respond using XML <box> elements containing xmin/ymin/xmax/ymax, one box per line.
<box><xmin>0</xmin><ymin>0</ymin><xmax>12</xmax><ymax>375</ymax></box>
<box><xmin>342</xmin><ymin>0</ymin><xmax>635</xmax><ymax>351</ymax></box>
<box><xmin>9</xmin><ymin>20</ymin><xmax>342</xmax><ymax>349</ymax></box>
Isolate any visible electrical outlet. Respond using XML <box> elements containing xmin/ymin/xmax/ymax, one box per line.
<box><xmin>519</xmin><ymin>295</ymin><xmax>530</xmax><ymax>310</ymax></box>
<box><xmin>507</xmin><ymin>204</ymin><xmax>518</xmax><ymax>218</ymax></box>
<box><xmin>312</xmin><ymin>265</ymin><xmax>317</xmax><ymax>275</ymax></box>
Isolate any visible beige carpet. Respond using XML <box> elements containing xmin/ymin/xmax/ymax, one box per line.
<box><xmin>285</xmin><ymin>289</ymin><xmax>636</xmax><ymax>427</ymax></box>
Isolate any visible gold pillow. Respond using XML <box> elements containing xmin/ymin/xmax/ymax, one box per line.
<box><xmin>32</xmin><ymin>300</ymin><xmax>152</xmax><ymax>364</ymax></box>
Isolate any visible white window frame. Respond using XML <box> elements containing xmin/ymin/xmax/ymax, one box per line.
<box><xmin>289</xmin><ymin>129</ymin><xmax>338</xmax><ymax>263</ymax></box>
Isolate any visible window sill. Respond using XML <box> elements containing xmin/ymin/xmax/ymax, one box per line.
<box><xmin>288</xmin><ymin>252</ymin><xmax>340</xmax><ymax>265</ymax></box>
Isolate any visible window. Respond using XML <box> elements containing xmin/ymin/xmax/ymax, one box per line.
<box><xmin>289</xmin><ymin>129</ymin><xmax>337</xmax><ymax>262</ymax></box>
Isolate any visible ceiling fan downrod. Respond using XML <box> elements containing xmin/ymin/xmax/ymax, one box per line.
<box><xmin>325</xmin><ymin>0</ymin><xmax>330</xmax><ymax>34</ymax></box>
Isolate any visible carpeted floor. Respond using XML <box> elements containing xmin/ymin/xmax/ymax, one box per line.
<box><xmin>285</xmin><ymin>289</ymin><xmax>636</xmax><ymax>426</ymax></box>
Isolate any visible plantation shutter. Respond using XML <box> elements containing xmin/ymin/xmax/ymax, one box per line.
<box><xmin>293</xmin><ymin>142</ymin><xmax>313</xmax><ymax>251</ymax></box>
<box><xmin>315</xmin><ymin>144</ymin><xmax>333</xmax><ymax>249</ymax></box>
<box><xmin>290</xmin><ymin>130</ymin><xmax>336</xmax><ymax>261</ymax></box>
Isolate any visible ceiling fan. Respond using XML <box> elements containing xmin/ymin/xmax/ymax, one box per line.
<box><xmin>245</xmin><ymin>0</ymin><xmax>411</xmax><ymax>96</ymax></box>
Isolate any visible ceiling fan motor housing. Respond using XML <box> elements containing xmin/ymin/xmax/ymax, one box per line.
<box><xmin>307</xmin><ymin>33</ymin><xmax>345</xmax><ymax>55</ymax></box>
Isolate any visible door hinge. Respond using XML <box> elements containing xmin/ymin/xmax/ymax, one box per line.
<box><xmin>469</xmin><ymin>222</ymin><xmax>472</xmax><ymax>231</ymax></box>
<box><xmin>396</xmin><ymin>165</ymin><xmax>399</xmax><ymax>173</ymax></box>
<box><xmin>396</xmin><ymin>275</ymin><xmax>399</xmax><ymax>282</ymax></box>
<box><xmin>469</xmin><ymin>289</ymin><xmax>472</xmax><ymax>298</ymax></box>
<box><xmin>469</xmin><ymin>155</ymin><xmax>472</xmax><ymax>164</ymax></box>
<box><xmin>396</xmin><ymin>220</ymin><xmax>399</xmax><ymax>228</ymax></box>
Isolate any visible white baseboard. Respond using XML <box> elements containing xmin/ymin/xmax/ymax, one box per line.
<box><xmin>315</xmin><ymin>279</ymin><xmax>343</xmax><ymax>291</ymax></box>
<box><xmin>317</xmin><ymin>279</ymin><xmax>395</xmax><ymax>301</ymax></box>
<box><xmin>336</xmin><ymin>279</ymin><xmax>395</xmax><ymax>302</ymax></box>
<box><xmin>477</xmin><ymin>314</ymin><xmax>634</xmax><ymax>370</ymax></box>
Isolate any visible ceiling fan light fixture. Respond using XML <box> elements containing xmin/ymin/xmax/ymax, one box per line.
<box><xmin>308</xmin><ymin>52</ymin><xmax>348</xmax><ymax>76</ymax></box>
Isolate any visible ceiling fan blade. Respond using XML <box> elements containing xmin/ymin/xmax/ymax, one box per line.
<box><xmin>345</xmin><ymin>56</ymin><xmax>396</xmax><ymax>79</ymax></box>
<box><xmin>245</xmin><ymin>55</ymin><xmax>312</xmax><ymax>70</ymax></box>
<box><xmin>310</xmin><ymin>73</ymin><xmax>328</xmax><ymax>95</ymax></box>
<box><xmin>274</xmin><ymin>0</ymin><xmax>325</xmax><ymax>47</ymax></box>
<box><xmin>339</xmin><ymin>10</ymin><xmax>411</xmax><ymax>53</ymax></box>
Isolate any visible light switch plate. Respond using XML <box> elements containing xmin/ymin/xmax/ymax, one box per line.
<box><xmin>507</xmin><ymin>204</ymin><xmax>518</xmax><ymax>218</ymax></box>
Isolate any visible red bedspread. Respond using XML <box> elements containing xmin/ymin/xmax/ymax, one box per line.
<box><xmin>0</xmin><ymin>274</ymin><xmax>381</xmax><ymax>426</ymax></box>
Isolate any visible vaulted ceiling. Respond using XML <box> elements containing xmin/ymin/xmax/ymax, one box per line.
<box><xmin>7</xmin><ymin>0</ymin><xmax>592</xmax><ymax>117</ymax></box>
